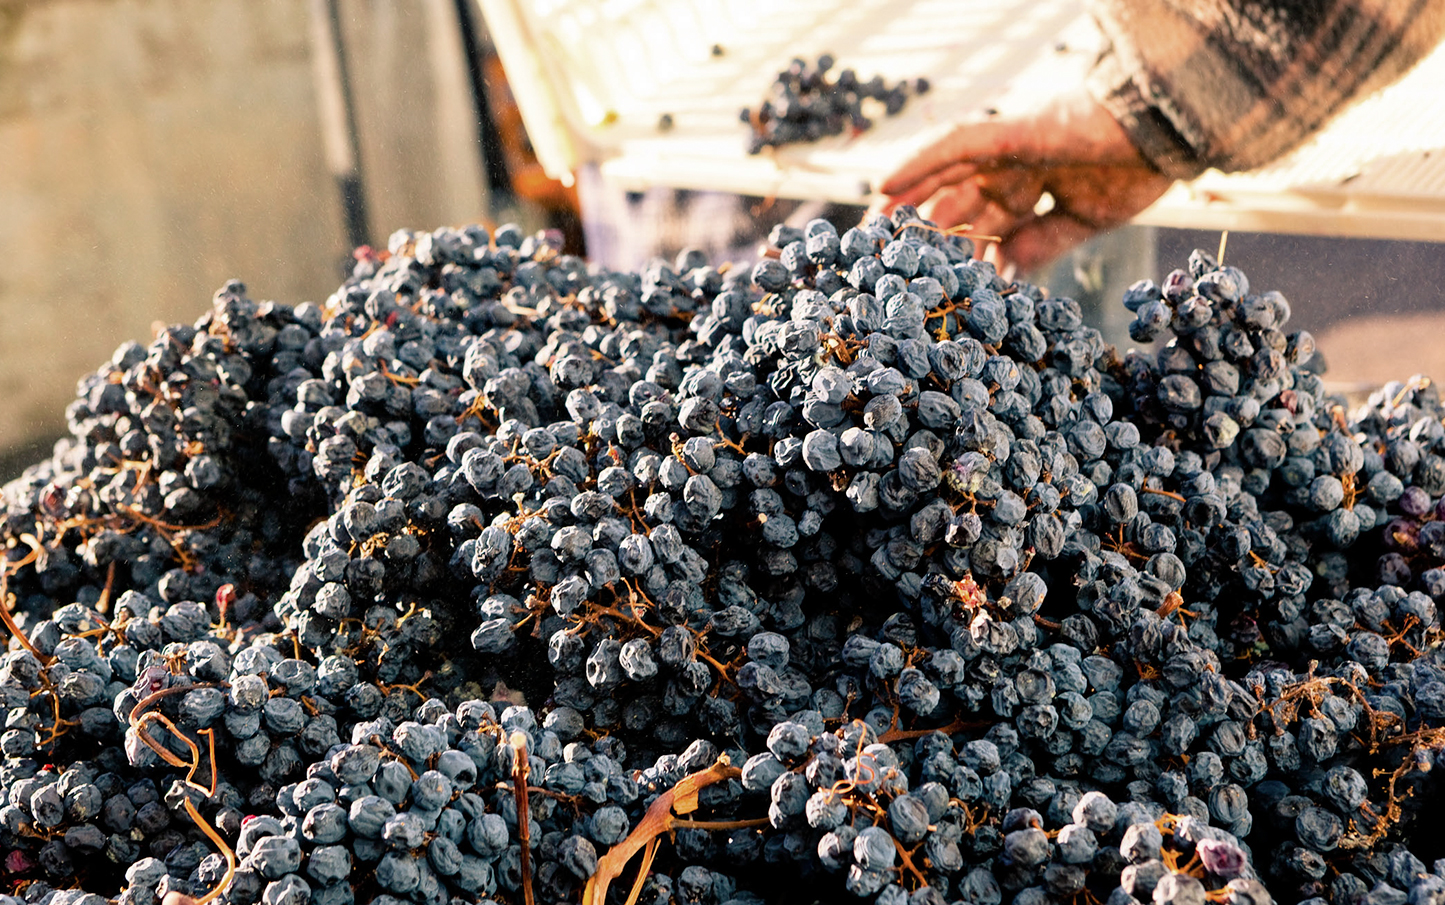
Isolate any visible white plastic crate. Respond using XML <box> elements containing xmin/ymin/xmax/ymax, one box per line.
<box><xmin>479</xmin><ymin>0</ymin><xmax>1445</xmax><ymax>241</ymax></box>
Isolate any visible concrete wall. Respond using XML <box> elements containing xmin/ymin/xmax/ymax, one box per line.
<box><xmin>0</xmin><ymin>0</ymin><xmax>493</xmax><ymax>468</ymax></box>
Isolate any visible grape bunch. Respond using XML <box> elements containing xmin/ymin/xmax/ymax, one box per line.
<box><xmin>3</xmin><ymin>207</ymin><xmax>1445</xmax><ymax>905</ymax></box>
<box><xmin>740</xmin><ymin>55</ymin><xmax>929</xmax><ymax>154</ymax></box>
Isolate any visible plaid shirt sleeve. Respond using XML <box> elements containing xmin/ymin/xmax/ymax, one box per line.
<box><xmin>1085</xmin><ymin>0</ymin><xmax>1445</xmax><ymax>179</ymax></box>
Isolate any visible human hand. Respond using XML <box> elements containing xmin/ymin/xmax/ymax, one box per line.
<box><xmin>878</xmin><ymin>93</ymin><xmax>1174</xmax><ymax>273</ymax></box>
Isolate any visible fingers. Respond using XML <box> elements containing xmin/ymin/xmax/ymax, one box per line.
<box><xmin>879</xmin><ymin>117</ymin><xmax>1057</xmax><ymax>198</ymax></box>
<box><xmin>961</xmin><ymin>170</ymin><xmax>1043</xmax><ymax>262</ymax></box>
<box><xmin>879</xmin><ymin>93</ymin><xmax>1154</xmax><ymax>200</ymax></box>
<box><xmin>1040</xmin><ymin>164</ymin><xmax>1175</xmax><ymax>230</ymax></box>
<box><xmin>879</xmin><ymin>160</ymin><xmax>978</xmax><ymax>212</ymax></box>
<box><xmin>979</xmin><ymin>163</ymin><xmax>1172</xmax><ymax>271</ymax></box>
<box><xmin>916</xmin><ymin>168</ymin><xmax>1043</xmax><ymax>232</ymax></box>
<box><xmin>982</xmin><ymin>245</ymin><xmax>1017</xmax><ymax>283</ymax></box>
<box><xmin>879</xmin><ymin>121</ymin><xmax>1001</xmax><ymax>196</ymax></box>
<box><xmin>879</xmin><ymin>133</ymin><xmax>1173</xmax><ymax>274</ymax></box>
<box><xmin>920</xmin><ymin>182</ymin><xmax>985</xmax><ymax>231</ymax></box>
<box><xmin>967</xmin><ymin>204</ymin><xmax>1026</xmax><ymax>261</ymax></box>
<box><xmin>913</xmin><ymin>171</ymin><xmax>1041</xmax><ymax>262</ymax></box>
<box><xmin>885</xmin><ymin>159</ymin><xmax>1045</xmax><ymax>244</ymax></box>
<box><xmin>996</xmin><ymin>213</ymin><xmax>1100</xmax><ymax>274</ymax></box>
<box><xmin>974</xmin><ymin>170</ymin><xmax>1042</xmax><ymax>218</ymax></box>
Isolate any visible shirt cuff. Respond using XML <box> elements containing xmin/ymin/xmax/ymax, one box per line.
<box><xmin>1086</xmin><ymin>46</ymin><xmax>1210</xmax><ymax>182</ymax></box>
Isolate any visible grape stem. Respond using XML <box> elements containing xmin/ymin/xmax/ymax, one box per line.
<box><xmin>160</xmin><ymin>797</ymin><xmax>235</xmax><ymax>905</ymax></box>
<box><xmin>128</xmin><ymin>683</ymin><xmax>223</xmax><ymax>796</ymax></box>
<box><xmin>878</xmin><ymin>713</ymin><xmax>985</xmax><ymax>744</ymax></box>
<box><xmin>583</xmin><ymin>757</ymin><xmax>742</xmax><ymax>905</ymax></box>
<box><xmin>0</xmin><ymin>570</ymin><xmax>51</xmax><ymax>664</ymax></box>
<box><xmin>623</xmin><ymin>837</ymin><xmax>662</xmax><ymax>905</ymax></box>
<box><xmin>512</xmin><ymin>731</ymin><xmax>535</xmax><ymax>905</ymax></box>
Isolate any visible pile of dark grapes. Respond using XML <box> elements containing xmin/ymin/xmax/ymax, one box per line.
<box><xmin>3</xmin><ymin>209</ymin><xmax>1445</xmax><ymax>905</ymax></box>
<box><xmin>740</xmin><ymin>55</ymin><xmax>928</xmax><ymax>154</ymax></box>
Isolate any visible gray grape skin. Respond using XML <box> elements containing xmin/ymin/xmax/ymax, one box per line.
<box><xmin>5</xmin><ymin>215</ymin><xmax>1445</xmax><ymax>905</ymax></box>
<box><xmin>742</xmin><ymin>55</ymin><xmax>921</xmax><ymax>154</ymax></box>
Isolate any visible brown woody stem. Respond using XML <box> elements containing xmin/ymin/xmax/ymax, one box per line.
<box><xmin>512</xmin><ymin>731</ymin><xmax>535</xmax><ymax>905</ymax></box>
<box><xmin>583</xmin><ymin>758</ymin><xmax>742</xmax><ymax>905</ymax></box>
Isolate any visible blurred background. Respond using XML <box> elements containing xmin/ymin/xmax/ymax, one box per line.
<box><xmin>2</xmin><ymin>0</ymin><xmax>1443</xmax><ymax>477</ymax></box>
